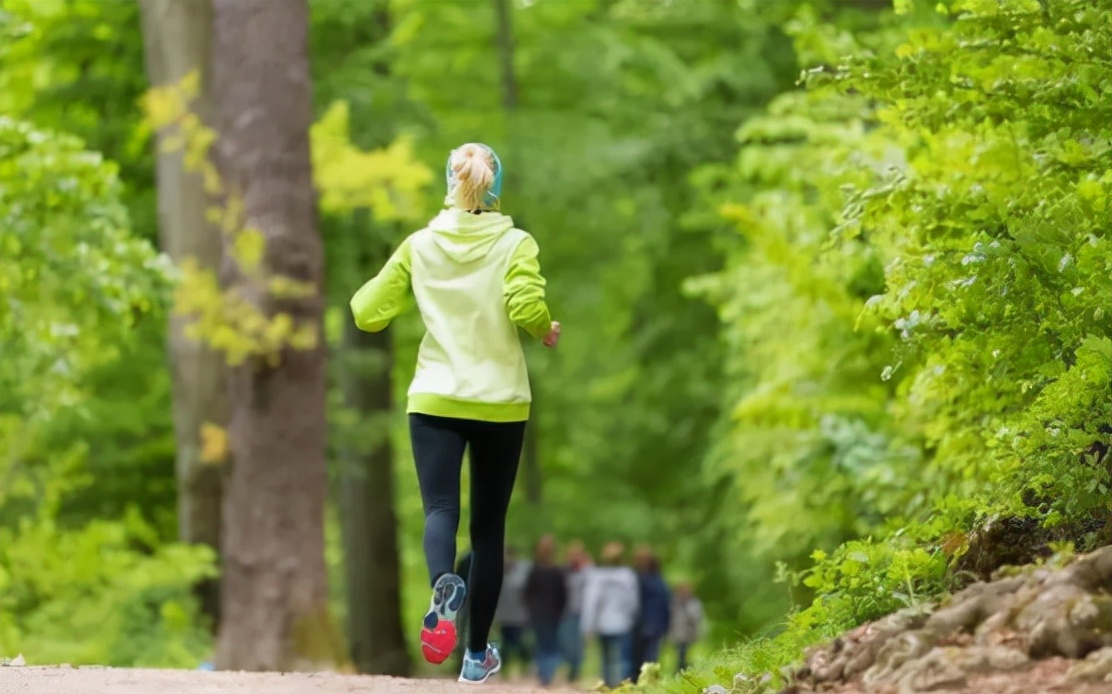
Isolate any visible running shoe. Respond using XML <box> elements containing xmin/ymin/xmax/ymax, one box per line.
<box><xmin>420</xmin><ymin>573</ymin><xmax>467</xmax><ymax>665</ymax></box>
<box><xmin>458</xmin><ymin>644</ymin><xmax>502</xmax><ymax>684</ymax></box>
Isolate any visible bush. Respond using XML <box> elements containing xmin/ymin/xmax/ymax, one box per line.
<box><xmin>0</xmin><ymin>117</ymin><xmax>214</xmax><ymax>666</ymax></box>
<box><xmin>655</xmin><ymin>1</ymin><xmax>1112</xmax><ymax>692</ymax></box>
<box><xmin>0</xmin><ymin>509</ymin><xmax>216</xmax><ymax>666</ymax></box>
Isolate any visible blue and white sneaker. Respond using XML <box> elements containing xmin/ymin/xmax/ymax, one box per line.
<box><xmin>458</xmin><ymin>644</ymin><xmax>502</xmax><ymax>684</ymax></box>
<box><xmin>420</xmin><ymin>573</ymin><xmax>467</xmax><ymax>664</ymax></box>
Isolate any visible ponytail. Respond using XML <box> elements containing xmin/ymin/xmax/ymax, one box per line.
<box><xmin>446</xmin><ymin>143</ymin><xmax>500</xmax><ymax>210</ymax></box>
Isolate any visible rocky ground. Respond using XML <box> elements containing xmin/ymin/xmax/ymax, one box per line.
<box><xmin>0</xmin><ymin>667</ymin><xmax>580</xmax><ymax>694</ymax></box>
<box><xmin>781</xmin><ymin>545</ymin><xmax>1112</xmax><ymax>694</ymax></box>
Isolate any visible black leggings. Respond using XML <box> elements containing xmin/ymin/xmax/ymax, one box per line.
<box><xmin>410</xmin><ymin>413</ymin><xmax>525</xmax><ymax>652</ymax></box>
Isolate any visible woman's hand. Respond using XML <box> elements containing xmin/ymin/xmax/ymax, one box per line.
<box><xmin>543</xmin><ymin>321</ymin><xmax>561</xmax><ymax>348</ymax></box>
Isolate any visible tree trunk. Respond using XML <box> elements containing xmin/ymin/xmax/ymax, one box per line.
<box><xmin>137</xmin><ymin>0</ymin><xmax>225</xmax><ymax>629</ymax></box>
<box><xmin>329</xmin><ymin>6</ymin><xmax>411</xmax><ymax>674</ymax></box>
<box><xmin>492</xmin><ymin>0</ymin><xmax>542</xmax><ymax>505</ymax></box>
<box><xmin>210</xmin><ymin>0</ymin><xmax>339</xmax><ymax>671</ymax></box>
<box><xmin>338</xmin><ymin>314</ymin><xmax>410</xmax><ymax>675</ymax></box>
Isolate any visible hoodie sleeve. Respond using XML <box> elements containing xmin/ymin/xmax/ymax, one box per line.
<box><xmin>350</xmin><ymin>237</ymin><xmax>412</xmax><ymax>333</ymax></box>
<box><xmin>504</xmin><ymin>235</ymin><xmax>552</xmax><ymax>340</ymax></box>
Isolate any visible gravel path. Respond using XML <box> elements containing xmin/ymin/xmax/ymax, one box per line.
<box><xmin>0</xmin><ymin>667</ymin><xmax>584</xmax><ymax>694</ymax></box>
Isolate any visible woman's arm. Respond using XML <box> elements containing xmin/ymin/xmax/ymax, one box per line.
<box><xmin>350</xmin><ymin>238</ymin><xmax>412</xmax><ymax>332</ymax></box>
<box><xmin>504</xmin><ymin>235</ymin><xmax>553</xmax><ymax>340</ymax></box>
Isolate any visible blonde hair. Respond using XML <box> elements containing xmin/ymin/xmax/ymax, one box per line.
<box><xmin>448</xmin><ymin>143</ymin><xmax>495</xmax><ymax>210</ymax></box>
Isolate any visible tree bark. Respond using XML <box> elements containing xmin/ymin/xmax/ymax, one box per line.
<box><xmin>137</xmin><ymin>0</ymin><xmax>225</xmax><ymax>629</ymax></box>
<box><xmin>338</xmin><ymin>315</ymin><xmax>410</xmax><ymax>675</ymax></box>
<box><xmin>492</xmin><ymin>0</ymin><xmax>541</xmax><ymax>504</ymax></box>
<box><xmin>210</xmin><ymin>0</ymin><xmax>339</xmax><ymax>671</ymax></box>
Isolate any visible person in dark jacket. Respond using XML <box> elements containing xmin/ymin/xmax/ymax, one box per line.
<box><xmin>524</xmin><ymin>535</ymin><xmax>567</xmax><ymax>686</ymax></box>
<box><xmin>630</xmin><ymin>548</ymin><xmax>671</xmax><ymax>683</ymax></box>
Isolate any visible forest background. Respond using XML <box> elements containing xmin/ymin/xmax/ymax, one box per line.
<box><xmin>1</xmin><ymin>0</ymin><xmax>1109</xmax><ymax>691</ymax></box>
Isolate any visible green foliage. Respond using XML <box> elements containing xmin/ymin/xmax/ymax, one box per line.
<box><xmin>689</xmin><ymin>85</ymin><xmax>909</xmax><ymax>561</ymax></box>
<box><xmin>0</xmin><ymin>116</ymin><xmax>168</xmax><ymax>450</ymax></box>
<box><xmin>0</xmin><ymin>0</ymin><xmax>154</xmax><ymax>238</ymax></box>
<box><xmin>833</xmin><ymin>0</ymin><xmax>1112</xmax><ymax>523</ymax></box>
<box><xmin>0</xmin><ymin>508</ymin><xmax>215</xmax><ymax>667</ymax></box>
<box><xmin>0</xmin><ymin>117</ymin><xmax>214</xmax><ymax>664</ymax></box>
<box><xmin>678</xmin><ymin>10</ymin><xmax>912</xmax><ymax>627</ymax></box>
<box><xmin>4</xmin><ymin>0</ymin><xmax>1109</xmax><ymax>680</ymax></box>
<box><xmin>310</xmin><ymin>101</ymin><xmax>433</xmax><ymax>222</ymax></box>
<box><xmin>793</xmin><ymin>537</ymin><xmax>946</xmax><ymax>630</ymax></box>
<box><xmin>0</xmin><ymin>0</ymin><xmax>178</xmax><ymax>538</ymax></box>
<box><xmin>644</xmin><ymin>1</ymin><xmax>1112</xmax><ymax>691</ymax></box>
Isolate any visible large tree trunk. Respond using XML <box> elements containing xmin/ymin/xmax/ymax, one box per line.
<box><xmin>210</xmin><ymin>0</ymin><xmax>339</xmax><ymax>671</ymax></box>
<box><xmin>338</xmin><ymin>313</ymin><xmax>409</xmax><ymax>675</ymax></box>
<box><xmin>137</xmin><ymin>0</ymin><xmax>225</xmax><ymax>629</ymax></box>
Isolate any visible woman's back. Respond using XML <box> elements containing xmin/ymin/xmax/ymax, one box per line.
<box><xmin>349</xmin><ymin>141</ymin><xmax>559</xmax><ymax>683</ymax></box>
<box><xmin>408</xmin><ymin>209</ymin><xmax>531</xmax><ymax>411</ymax></box>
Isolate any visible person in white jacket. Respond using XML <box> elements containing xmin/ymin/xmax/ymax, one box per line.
<box><xmin>580</xmin><ymin>542</ymin><xmax>639</xmax><ymax>687</ymax></box>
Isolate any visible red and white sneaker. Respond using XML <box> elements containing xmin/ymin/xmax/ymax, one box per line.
<box><xmin>420</xmin><ymin>573</ymin><xmax>467</xmax><ymax>665</ymax></box>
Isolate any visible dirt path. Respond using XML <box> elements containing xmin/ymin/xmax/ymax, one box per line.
<box><xmin>0</xmin><ymin>667</ymin><xmax>585</xmax><ymax>694</ymax></box>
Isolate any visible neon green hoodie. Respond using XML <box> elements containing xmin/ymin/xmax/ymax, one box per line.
<box><xmin>350</xmin><ymin>209</ymin><xmax>551</xmax><ymax>422</ymax></box>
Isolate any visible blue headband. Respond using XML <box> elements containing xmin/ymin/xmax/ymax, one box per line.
<box><xmin>445</xmin><ymin>143</ymin><xmax>503</xmax><ymax>209</ymax></box>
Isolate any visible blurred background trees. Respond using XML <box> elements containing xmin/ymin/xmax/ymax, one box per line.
<box><xmin>1</xmin><ymin>0</ymin><xmax>1108</xmax><ymax>689</ymax></box>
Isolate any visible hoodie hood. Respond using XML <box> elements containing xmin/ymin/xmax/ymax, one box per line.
<box><xmin>425</xmin><ymin>208</ymin><xmax>515</xmax><ymax>263</ymax></box>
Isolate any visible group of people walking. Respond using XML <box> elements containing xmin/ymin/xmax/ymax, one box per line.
<box><xmin>458</xmin><ymin>538</ymin><xmax>704</xmax><ymax>687</ymax></box>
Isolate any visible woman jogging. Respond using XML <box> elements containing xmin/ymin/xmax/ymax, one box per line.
<box><xmin>350</xmin><ymin>142</ymin><xmax>559</xmax><ymax>685</ymax></box>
